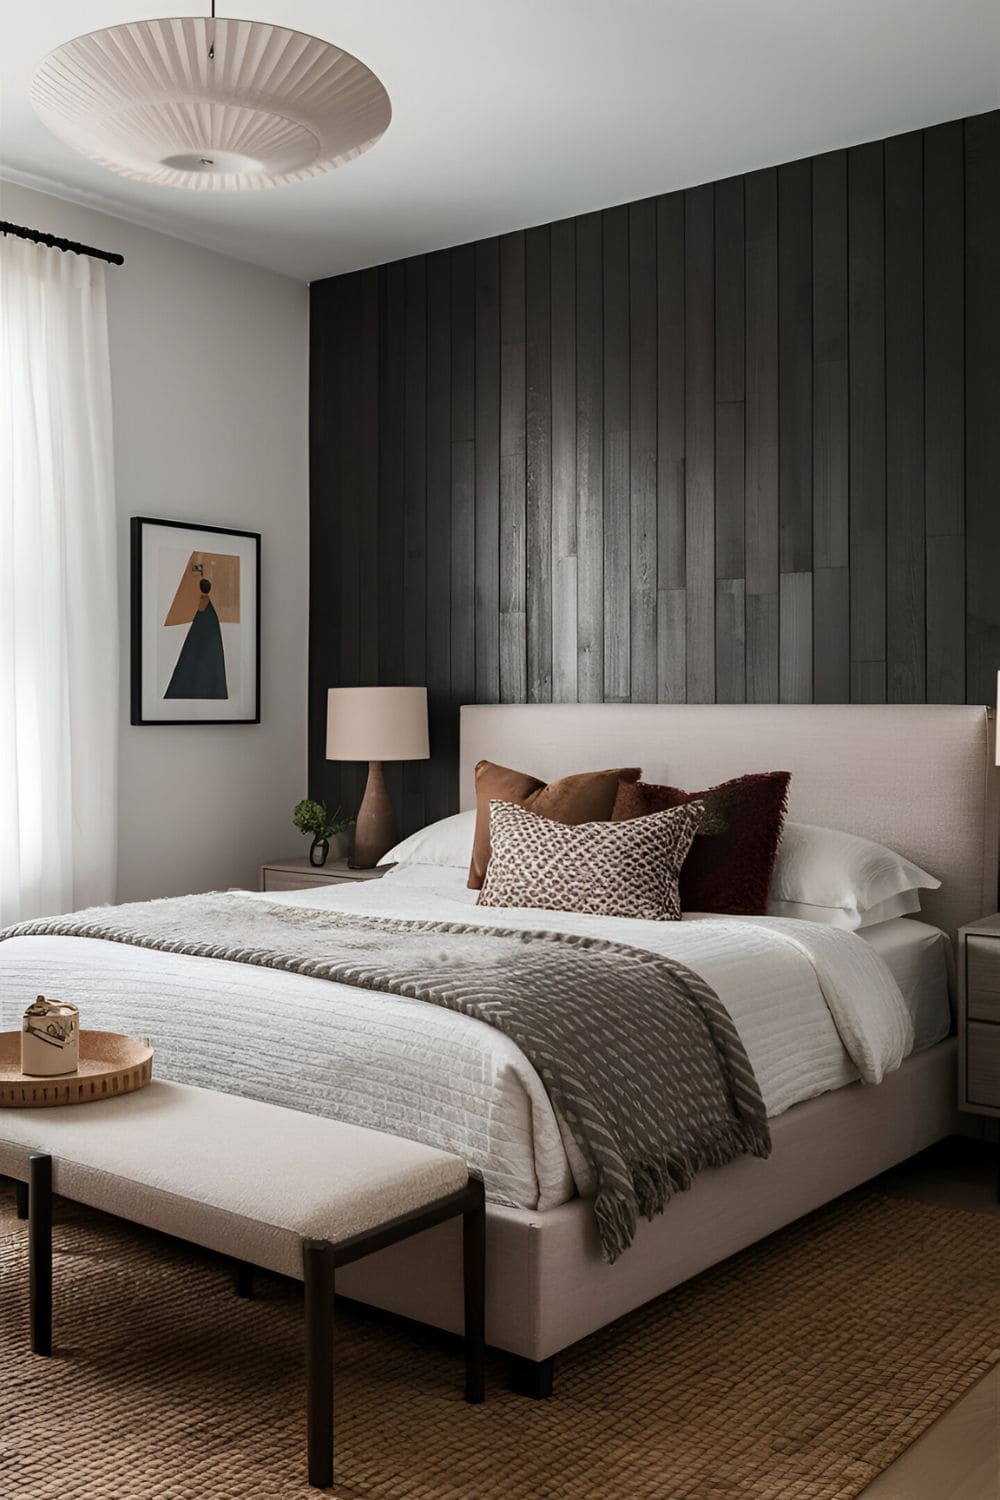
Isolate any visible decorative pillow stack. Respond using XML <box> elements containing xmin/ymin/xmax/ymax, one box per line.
<box><xmin>467</xmin><ymin>760</ymin><xmax>641</xmax><ymax>889</ymax></box>
<box><xmin>613</xmin><ymin>771</ymin><xmax>791</xmax><ymax>915</ymax></box>
<box><xmin>477</xmin><ymin>798</ymin><xmax>706</xmax><ymax>921</ymax></box>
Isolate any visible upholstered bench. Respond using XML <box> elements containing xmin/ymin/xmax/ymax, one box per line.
<box><xmin>0</xmin><ymin>1081</ymin><xmax>485</xmax><ymax>1489</ymax></box>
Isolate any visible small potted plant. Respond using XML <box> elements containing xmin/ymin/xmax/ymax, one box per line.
<box><xmin>293</xmin><ymin>799</ymin><xmax>354</xmax><ymax>868</ymax></box>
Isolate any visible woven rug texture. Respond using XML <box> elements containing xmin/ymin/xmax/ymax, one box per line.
<box><xmin>0</xmin><ymin>1183</ymin><xmax>997</xmax><ymax>1500</ymax></box>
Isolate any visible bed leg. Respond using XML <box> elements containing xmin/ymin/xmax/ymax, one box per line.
<box><xmin>510</xmin><ymin>1354</ymin><xmax>555</xmax><ymax>1399</ymax></box>
<box><xmin>29</xmin><ymin>1154</ymin><xmax>53</xmax><ymax>1357</ymax></box>
<box><xmin>15</xmin><ymin>1180</ymin><xmax>29</xmax><ymax>1220</ymax></box>
<box><xmin>233</xmin><ymin>1260</ymin><xmax>255</xmax><ymax>1299</ymax></box>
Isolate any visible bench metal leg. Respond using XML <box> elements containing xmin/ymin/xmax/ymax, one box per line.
<box><xmin>303</xmin><ymin>1239</ymin><xmax>335</xmax><ymax>1489</ymax></box>
<box><xmin>463</xmin><ymin>1178</ymin><xmax>486</xmax><ymax>1403</ymax></box>
<box><xmin>29</xmin><ymin>1154</ymin><xmax>53</xmax><ymax>1357</ymax></box>
<box><xmin>15</xmin><ymin>1180</ymin><xmax>28</xmax><ymax>1220</ymax></box>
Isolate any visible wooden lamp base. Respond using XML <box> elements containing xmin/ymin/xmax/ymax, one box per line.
<box><xmin>350</xmin><ymin>761</ymin><xmax>398</xmax><ymax>868</ymax></box>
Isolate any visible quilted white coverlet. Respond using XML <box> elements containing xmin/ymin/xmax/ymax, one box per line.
<box><xmin>0</xmin><ymin>866</ymin><xmax>917</xmax><ymax>1211</ymax></box>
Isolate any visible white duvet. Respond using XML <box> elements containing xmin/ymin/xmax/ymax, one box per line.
<box><xmin>0</xmin><ymin>866</ymin><xmax>921</xmax><ymax>1211</ymax></box>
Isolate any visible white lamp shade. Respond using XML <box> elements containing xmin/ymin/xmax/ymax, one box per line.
<box><xmin>30</xmin><ymin>17</ymin><xmax>391</xmax><ymax>192</ymax></box>
<box><xmin>326</xmin><ymin>687</ymin><xmax>429</xmax><ymax>763</ymax></box>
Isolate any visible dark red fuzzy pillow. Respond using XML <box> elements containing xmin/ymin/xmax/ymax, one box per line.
<box><xmin>612</xmin><ymin>771</ymin><xmax>791</xmax><ymax>915</ymax></box>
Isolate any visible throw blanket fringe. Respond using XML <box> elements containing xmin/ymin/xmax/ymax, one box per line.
<box><xmin>2</xmin><ymin>893</ymin><xmax>771</xmax><ymax>1262</ymax></box>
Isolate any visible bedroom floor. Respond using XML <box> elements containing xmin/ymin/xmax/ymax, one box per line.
<box><xmin>859</xmin><ymin>1137</ymin><xmax>1000</xmax><ymax>1500</ymax></box>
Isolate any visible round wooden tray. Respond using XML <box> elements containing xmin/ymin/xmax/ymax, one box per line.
<box><xmin>0</xmin><ymin>1031</ymin><xmax>153</xmax><ymax>1108</ymax></box>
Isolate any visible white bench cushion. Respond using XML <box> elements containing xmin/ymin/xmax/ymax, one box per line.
<box><xmin>0</xmin><ymin>1081</ymin><xmax>470</xmax><ymax>1279</ymax></box>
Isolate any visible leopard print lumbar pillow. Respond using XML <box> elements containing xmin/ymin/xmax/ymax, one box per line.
<box><xmin>477</xmin><ymin>797</ymin><xmax>706</xmax><ymax>921</ymax></box>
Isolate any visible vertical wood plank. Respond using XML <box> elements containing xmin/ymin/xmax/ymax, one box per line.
<box><xmin>377</xmin><ymin>263</ymin><xmax>407</xmax><ymax>818</ymax></box>
<box><xmin>403</xmin><ymin>257</ymin><xmax>427</xmax><ymax>832</ymax></box>
<box><xmin>474</xmin><ymin>239</ymin><xmax>501</xmax><ymax>704</ymax></box>
<box><xmin>337</xmin><ymin>274</ymin><xmax>365</xmax><ymax>815</ymax></box>
<box><xmin>603</xmin><ymin>205</ymin><xmax>630</xmax><ymax>703</ymax></box>
<box><xmin>525</xmin><ymin>225</ymin><xmax>552</xmax><ymax>703</ymax></box>
<box><xmin>550</xmin><ymin>218</ymin><xmax>578</xmax><ymax>702</ymax></box>
<box><xmin>499</xmin><ymin>231</ymin><xmax>527</xmax><ymax>703</ymax></box>
<box><xmin>308</xmin><ymin>278</ymin><xmax>337</xmax><ymax>804</ymax></box>
<box><xmin>778</xmin><ymin>159</ymin><xmax>812</xmax><ymax>575</ymax></box>
<box><xmin>745</xmin><ymin>168</ymin><xmax>779</xmax><ymax>700</ymax></box>
<box><xmin>885</xmin><ymin>130</ymin><xmax>925</xmax><ymax>704</ymax></box>
<box><xmin>812</xmin><ymin>149</ymin><xmax>850</xmax><ymax>701</ymax></box>
<box><xmin>450</xmin><ymin>244</ymin><xmax>476</xmax><ymax>720</ymax></box>
<box><xmin>813</xmin><ymin>568</ymin><xmax>850</xmax><ymax>703</ymax></box>
<box><xmin>684</xmin><ymin>183</ymin><xmax>715</xmax><ymax>703</ymax></box>
<box><xmin>425</xmin><ymin>250</ymin><xmax>452</xmax><ymax>823</ymax></box>
<box><xmin>357</xmin><ymin>270</ymin><xmax>381</xmax><ymax>688</ymax></box>
<box><xmin>713</xmin><ymin>180</ymin><xmax>745</xmax><ymax>704</ymax></box>
<box><xmin>848</xmin><ymin>141</ymin><xmax>887</xmax><ymax>702</ymax></box>
<box><xmin>780</xmin><ymin>571</ymin><xmax>813</xmax><ymax>702</ymax></box>
<box><xmin>924</xmin><ymin>120</ymin><xmax>965</xmax><ymax>703</ymax></box>
<box><xmin>746</xmin><ymin>593</ymin><xmax>779</xmax><ymax>705</ymax></box>
<box><xmin>576</xmin><ymin>211</ymin><xmax>604</xmax><ymax>701</ymax></box>
<box><xmin>716</xmin><ymin>578</ymin><xmax>746</xmax><ymax>704</ymax></box>
<box><xmin>629</xmin><ymin>199</ymin><xmax>657</xmax><ymax>702</ymax></box>
<box><xmin>966</xmin><ymin>112</ymin><xmax>1000</xmax><ymax>707</ymax></box>
<box><xmin>714</xmin><ymin>176</ymin><xmax>745</xmax><ymax>586</ymax></box>
<box><xmin>656</xmin><ymin>191</ymin><xmax>686</xmax><ymax>701</ymax></box>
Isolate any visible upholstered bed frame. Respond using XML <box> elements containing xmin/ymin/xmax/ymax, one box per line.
<box><xmin>338</xmin><ymin>704</ymin><xmax>998</xmax><ymax>1389</ymax></box>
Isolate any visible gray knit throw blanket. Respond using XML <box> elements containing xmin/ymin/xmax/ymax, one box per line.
<box><xmin>3</xmin><ymin>893</ymin><xmax>771</xmax><ymax>1261</ymax></box>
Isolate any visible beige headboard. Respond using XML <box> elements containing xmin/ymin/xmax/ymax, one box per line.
<box><xmin>459</xmin><ymin>704</ymin><xmax>999</xmax><ymax>940</ymax></box>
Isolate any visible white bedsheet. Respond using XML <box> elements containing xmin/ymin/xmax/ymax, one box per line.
<box><xmin>0</xmin><ymin>866</ymin><xmax>926</xmax><ymax>1211</ymax></box>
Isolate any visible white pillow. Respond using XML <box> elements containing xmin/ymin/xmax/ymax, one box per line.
<box><xmin>767</xmin><ymin>821</ymin><xmax>940</xmax><ymax>931</ymax></box>
<box><xmin>379</xmin><ymin>810</ymin><xmax>476</xmax><ymax>868</ymax></box>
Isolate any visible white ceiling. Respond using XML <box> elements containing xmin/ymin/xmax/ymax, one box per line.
<box><xmin>1</xmin><ymin>1</ymin><xmax>998</xmax><ymax>283</ymax></box>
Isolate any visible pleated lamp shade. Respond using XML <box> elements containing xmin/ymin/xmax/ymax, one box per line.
<box><xmin>29</xmin><ymin>16</ymin><xmax>391</xmax><ymax>192</ymax></box>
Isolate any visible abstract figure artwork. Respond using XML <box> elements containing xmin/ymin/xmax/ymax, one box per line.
<box><xmin>131</xmin><ymin>518</ymin><xmax>260</xmax><ymax>724</ymax></box>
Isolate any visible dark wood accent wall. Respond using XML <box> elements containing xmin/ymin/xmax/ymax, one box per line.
<box><xmin>310</xmin><ymin>110</ymin><xmax>1000</xmax><ymax>831</ymax></box>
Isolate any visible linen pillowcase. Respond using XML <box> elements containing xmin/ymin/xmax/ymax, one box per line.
<box><xmin>477</xmin><ymin>798</ymin><xmax>706</xmax><ymax>921</ymax></box>
<box><xmin>468</xmin><ymin>761</ymin><xmax>642</xmax><ymax>889</ymax></box>
<box><xmin>767</xmin><ymin>821</ymin><xmax>941</xmax><ymax>930</ymax></box>
<box><xmin>612</xmin><ymin>771</ymin><xmax>790</xmax><ymax>915</ymax></box>
<box><xmin>379</xmin><ymin>810</ymin><xmax>477</xmax><ymax>869</ymax></box>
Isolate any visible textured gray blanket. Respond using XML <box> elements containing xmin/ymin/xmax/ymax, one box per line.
<box><xmin>3</xmin><ymin>893</ymin><xmax>771</xmax><ymax>1261</ymax></box>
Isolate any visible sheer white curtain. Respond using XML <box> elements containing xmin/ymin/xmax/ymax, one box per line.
<box><xmin>0</xmin><ymin>236</ymin><xmax>118</xmax><ymax>924</ymax></box>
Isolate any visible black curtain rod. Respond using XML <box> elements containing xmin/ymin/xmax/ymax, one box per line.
<box><xmin>0</xmin><ymin>220</ymin><xmax>124</xmax><ymax>266</ymax></box>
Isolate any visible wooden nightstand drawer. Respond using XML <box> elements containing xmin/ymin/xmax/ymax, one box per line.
<box><xmin>966</xmin><ymin>936</ymin><xmax>1000</xmax><ymax>1023</ymax></box>
<box><xmin>262</xmin><ymin>869</ymin><xmax>336</xmax><ymax>893</ymax></box>
<box><xmin>260</xmin><ymin>858</ymin><xmax>390</xmax><ymax>894</ymax></box>
<box><xmin>967</xmin><ymin>1022</ymin><xmax>1000</xmax><ymax>1109</ymax></box>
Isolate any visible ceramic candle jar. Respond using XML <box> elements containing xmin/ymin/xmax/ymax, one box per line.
<box><xmin>21</xmin><ymin>996</ymin><xmax>80</xmax><ymax>1077</ymax></box>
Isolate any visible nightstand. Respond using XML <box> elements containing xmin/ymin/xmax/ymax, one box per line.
<box><xmin>957</xmin><ymin>915</ymin><xmax>1000</xmax><ymax>1131</ymax></box>
<box><xmin>260</xmin><ymin>857</ymin><xmax>392</xmax><ymax>893</ymax></box>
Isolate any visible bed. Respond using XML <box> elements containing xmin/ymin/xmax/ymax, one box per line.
<box><xmin>1</xmin><ymin>703</ymin><xmax>996</xmax><ymax>1390</ymax></box>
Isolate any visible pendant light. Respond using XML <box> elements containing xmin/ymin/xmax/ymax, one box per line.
<box><xmin>29</xmin><ymin>4</ymin><xmax>391</xmax><ymax>191</ymax></box>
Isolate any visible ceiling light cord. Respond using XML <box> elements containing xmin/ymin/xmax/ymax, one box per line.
<box><xmin>208</xmin><ymin>0</ymin><xmax>215</xmax><ymax>60</ymax></box>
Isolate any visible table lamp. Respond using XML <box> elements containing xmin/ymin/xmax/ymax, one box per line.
<box><xmin>326</xmin><ymin>686</ymin><xmax>429</xmax><ymax>867</ymax></box>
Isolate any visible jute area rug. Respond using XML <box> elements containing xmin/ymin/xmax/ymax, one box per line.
<box><xmin>0</xmin><ymin>1182</ymin><xmax>997</xmax><ymax>1500</ymax></box>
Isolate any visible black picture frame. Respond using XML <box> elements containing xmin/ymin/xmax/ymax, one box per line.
<box><xmin>130</xmin><ymin>516</ymin><xmax>261</xmax><ymax>725</ymax></box>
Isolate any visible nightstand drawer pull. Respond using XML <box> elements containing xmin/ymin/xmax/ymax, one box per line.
<box><xmin>966</xmin><ymin>937</ymin><xmax>1000</xmax><ymax>1023</ymax></box>
<box><xmin>967</xmin><ymin>1022</ymin><xmax>1000</xmax><ymax>1109</ymax></box>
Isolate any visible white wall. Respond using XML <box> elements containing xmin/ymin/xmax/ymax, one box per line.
<box><xmin>1</xmin><ymin>181</ymin><xmax>309</xmax><ymax>900</ymax></box>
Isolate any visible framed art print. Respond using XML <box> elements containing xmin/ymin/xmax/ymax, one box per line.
<box><xmin>130</xmin><ymin>517</ymin><xmax>260</xmax><ymax>725</ymax></box>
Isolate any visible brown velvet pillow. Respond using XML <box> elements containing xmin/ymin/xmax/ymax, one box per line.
<box><xmin>468</xmin><ymin>761</ymin><xmax>642</xmax><ymax>889</ymax></box>
<box><xmin>612</xmin><ymin>771</ymin><xmax>790</xmax><ymax>915</ymax></box>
